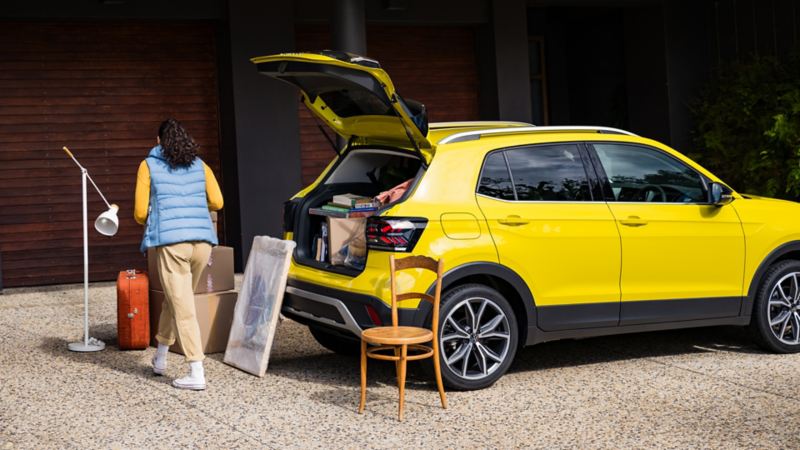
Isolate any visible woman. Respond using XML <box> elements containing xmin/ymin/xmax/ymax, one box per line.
<box><xmin>134</xmin><ymin>118</ymin><xmax>223</xmax><ymax>391</ymax></box>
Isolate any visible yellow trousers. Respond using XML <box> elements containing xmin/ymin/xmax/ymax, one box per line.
<box><xmin>154</xmin><ymin>241</ymin><xmax>212</xmax><ymax>362</ymax></box>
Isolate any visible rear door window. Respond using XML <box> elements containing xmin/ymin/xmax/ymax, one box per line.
<box><xmin>504</xmin><ymin>144</ymin><xmax>592</xmax><ymax>201</ymax></box>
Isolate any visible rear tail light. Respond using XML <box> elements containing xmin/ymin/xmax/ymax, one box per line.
<box><xmin>365</xmin><ymin>217</ymin><xmax>427</xmax><ymax>252</ymax></box>
<box><xmin>365</xmin><ymin>305</ymin><xmax>383</xmax><ymax>326</ymax></box>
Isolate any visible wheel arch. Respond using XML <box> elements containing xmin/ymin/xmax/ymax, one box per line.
<box><xmin>419</xmin><ymin>262</ymin><xmax>537</xmax><ymax>347</ymax></box>
<box><xmin>745</xmin><ymin>240</ymin><xmax>800</xmax><ymax>316</ymax></box>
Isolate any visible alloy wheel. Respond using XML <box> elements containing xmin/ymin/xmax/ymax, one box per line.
<box><xmin>767</xmin><ymin>271</ymin><xmax>800</xmax><ymax>345</ymax></box>
<box><xmin>440</xmin><ymin>296</ymin><xmax>512</xmax><ymax>381</ymax></box>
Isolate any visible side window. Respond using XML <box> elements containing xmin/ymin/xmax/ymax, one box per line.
<box><xmin>593</xmin><ymin>143</ymin><xmax>707</xmax><ymax>203</ymax></box>
<box><xmin>478</xmin><ymin>152</ymin><xmax>515</xmax><ymax>200</ymax></box>
<box><xmin>504</xmin><ymin>144</ymin><xmax>592</xmax><ymax>201</ymax></box>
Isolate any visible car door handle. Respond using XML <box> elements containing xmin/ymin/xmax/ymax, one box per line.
<box><xmin>498</xmin><ymin>215</ymin><xmax>529</xmax><ymax>226</ymax></box>
<box><xmin>619</xmin><ymin>216</ymin><xmax>648</xmax><ymax>227</ymax></box>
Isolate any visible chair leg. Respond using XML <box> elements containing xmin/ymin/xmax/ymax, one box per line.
<box><xmin>393</xmin><ymin>346</ymin><xmax>400</xmax><ymax>377</ymax></box>
<box><xmin>397</xmin><ymin>344</ymin><xmax>408</xmax><ymax>421</ymax></box>
<box><xmin>358</xmin><ymin>340</ymin><xmax>367</xmax><ymax>414</ymax></box>
<box><xmin>432</xmin><ymin>343</ymin><xmax>448</xmax><ymax>409</ymax></box>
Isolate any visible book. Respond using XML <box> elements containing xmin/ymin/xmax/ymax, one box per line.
<box><xmin>309</xmin><ymin>207</ymin><xmax>348</xmax><ymax>218</ymax></box>
<box><xmin>308</xmin><ymin>207</ymin><xmax>378</xmax><ymax>219</ymax></box>
<box><xmin>330</xmin><ymin>202</ymin><xmax>378</xmax><ymax>210</ymax></box>
<box><xmin>332</xmin><ymin>193</ymin><xmax>374</xmax><ymax>208</ymax></box>
<box><xmin>321</xmin><ymin>204</ymin><xmax>351</xmax><ymax>213</ymax></box>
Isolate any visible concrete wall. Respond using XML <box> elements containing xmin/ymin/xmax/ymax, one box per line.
<box><xmin>225</xmin><ymin>1</ymin><xmax>301</xmax><ymax>264</ymax></box>
<box><xmin>491</xmin><ymin>0</ymin><xmax>532</xmax><ymax>123</ymax></box>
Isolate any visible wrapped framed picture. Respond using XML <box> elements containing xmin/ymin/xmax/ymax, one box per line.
<box><xmin>224</xmin><ymin>236</ymin><xmax>296</xmax><ymax>377</ymax></box>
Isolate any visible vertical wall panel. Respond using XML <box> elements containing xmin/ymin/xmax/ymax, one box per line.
<box><xmin>0</xmin><ymin>21</ymin><xmax>221</xmax><ymax>287</ymax></box>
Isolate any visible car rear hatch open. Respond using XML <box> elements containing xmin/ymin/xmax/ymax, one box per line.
<box><xmin>251</xmin><ymin>51</ymin><xmax>433</xmax><ymax>164</ymax></box>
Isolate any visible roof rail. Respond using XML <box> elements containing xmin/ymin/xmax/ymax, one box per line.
<box><xmin>438</xmin><ymin>126</ymin><xmax>638</xmax><ymax>145</ymax></box>
<box><xmin>429</xmin><ymin>121</ymin><xmax>533</xmax><ymax>129</ymax></box>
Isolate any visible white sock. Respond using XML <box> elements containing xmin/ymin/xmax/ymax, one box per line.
<box><xmin>189</xmin><ymin>361</ymin><xmax>204</xmax><ymax>378</ymax></box>
<box><xmin>156</xmin><ymin>344</ymin><xmax>169</xmax><ymax>359</ymax></box>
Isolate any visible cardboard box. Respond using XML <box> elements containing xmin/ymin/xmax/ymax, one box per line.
<box><xmin>327</xmin><ymin>217</ymin><xmax>366</xmax><ymax>265</ymax></box>
<box><xmin>147</xmin><ymin>245</ymin><xmax>234</xmax><ymax>294</ymax></box>
<box><xmin>149</xmin><ymin>289</ymin><xmax>238</xmax><ymax>355</ymax></box>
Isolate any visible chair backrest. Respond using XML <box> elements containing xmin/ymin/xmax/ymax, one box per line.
<box><xmin>389</xmin><ymin>255</ymin><xmax>444</xmax><ymax>336</ymax></box>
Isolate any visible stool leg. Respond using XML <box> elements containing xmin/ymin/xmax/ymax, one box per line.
<box><xmin>398</xmin><ymin>344</ymin><xmax>408</xmax><ymax>421</ymax></box>
<box><xmin>432</xmin><ymin>342</ymin><xmax>448</xmax><ymax>409</ymax></box>
<box><xmin>359</xmin><ymin>340</ymin><xmax>367</xmax><ymax>414</ymax></box>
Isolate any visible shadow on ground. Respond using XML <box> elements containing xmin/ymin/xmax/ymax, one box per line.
<box><xmin>38</xmin><ymin>322</ymin><xmax>172</xmax><ymax>387</ymax></box>
<box><xmin>269</xmin><ymin>325</ymin><xmax>764</xmax><ymax>389</ymax></box>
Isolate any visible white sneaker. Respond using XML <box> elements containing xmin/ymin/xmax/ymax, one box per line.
<box><xmin>172</xmin><ymin>375</ymin><xmax>206</xmax><ymax>390</ymax></box>
<box><xmin>172</xmin><ymin>361</ymin><xmax>206</xmax><ymax>391</ymax></box>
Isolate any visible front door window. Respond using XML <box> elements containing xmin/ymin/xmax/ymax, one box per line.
<box><xmin>593</xmin><ymin>143</ymin><xmax>706</xmax><ymax>203</ymax></box>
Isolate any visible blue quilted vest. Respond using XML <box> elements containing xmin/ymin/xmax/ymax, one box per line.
<box><xmin>140</xmin><ymin>145</ymin><xmax>218</xmax><ymax>252</ymax></box>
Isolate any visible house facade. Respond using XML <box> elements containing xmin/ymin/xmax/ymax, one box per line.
<box><xmin>1</xmin><ymin>0</ymin><xmax>797</xmax><ymax>287</ymax></box>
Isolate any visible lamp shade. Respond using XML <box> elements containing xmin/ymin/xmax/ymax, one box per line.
<box><xmin>95</xmin><ymin>204</ymin><xmax>119</xmax><ymax>236</ymax></box>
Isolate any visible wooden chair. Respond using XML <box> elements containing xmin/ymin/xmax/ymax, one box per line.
<box><xmin>358</xmin><ymin>255</ymin><xmax>447</xmax><ymax>421</ymax></box>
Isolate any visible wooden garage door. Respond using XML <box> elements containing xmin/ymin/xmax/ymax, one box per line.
<box><xmin>0</xmin><ymin>22</ymin><xmax>221</xmax><ymax>287</ymax></box>
<box><xmin>295</xmin><ymin>25</ymin><xmax>480</xmax><ymax>185</ymax></box>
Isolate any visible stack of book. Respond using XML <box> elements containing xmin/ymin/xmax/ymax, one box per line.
<box><xmin>309</xmin><ymin>193</ymin><xmax>379</xmax><ymax>218</ymax></box>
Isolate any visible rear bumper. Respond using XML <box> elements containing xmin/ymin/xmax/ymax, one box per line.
<box><xmin>282</xmin><ymin>278</ymin><xmax>431</xmax><ymax>338</ymax></box>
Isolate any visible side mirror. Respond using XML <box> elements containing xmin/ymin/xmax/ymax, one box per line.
<box><xmin>709</xmin><ymin>182</ymin><xmax>734</xmax><ymax>206</ymax></box>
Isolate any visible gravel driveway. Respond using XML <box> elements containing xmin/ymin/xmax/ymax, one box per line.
<box><xmin>1</xmin><ymin>280</ymin><xmax>798</xmax><ymax>449</ymax></box>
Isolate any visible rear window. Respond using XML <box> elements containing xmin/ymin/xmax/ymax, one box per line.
<box><xmin>324</xmin><ymin>149</ymin><xmax>420</xmax><ymax>191</ymax></box>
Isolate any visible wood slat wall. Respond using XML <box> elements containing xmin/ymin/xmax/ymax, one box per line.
<box><xmin>295</xmin><ymin>25</ymin><xmax>481</xmax><ymax>185</ymax></box>
<box><xmin>0</xmin><ymin>22</ymin><xmax>222</xmax><ymax>287</ymax></box>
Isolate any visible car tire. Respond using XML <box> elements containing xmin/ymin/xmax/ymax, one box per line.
<box><xmin>308</xmin><ymin>325</ymin><xmax>361</xmax><ymax>356</ymax></box>
<box><xmin>751</xmin><ymin>259</ymin><xmax>800</xmax><ymax>353</ymax></box>
<box><xmin>433</xmin><ymin>283</ymin><xmax>518</xmax><ymax>391</ymax></box>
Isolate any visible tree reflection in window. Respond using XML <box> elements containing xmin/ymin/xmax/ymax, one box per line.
<box><xmin>505</xmin><ymin>145</ymin><xmax>591</xmax><ymax>201</ymax></box>
<box><xmin>478</xmin><ymin>152</ymin><xmax>516</xmax><ymax>200</ymax></box>
<box><xmin>595</xmin><ymin>144</ymin><xmax>706</xmax><ymax>203</ymax></box>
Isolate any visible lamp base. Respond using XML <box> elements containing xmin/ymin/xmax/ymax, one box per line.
<box><xmin>68</xmin><ymin>338</ymin><xmax>106</xmax><ymax>352</ymax></box>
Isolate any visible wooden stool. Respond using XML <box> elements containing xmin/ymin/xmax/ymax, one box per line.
<box><xmin>358</xmin><ymin>255</ymin><xmax>447</xmax><ymax>421</ymax></box>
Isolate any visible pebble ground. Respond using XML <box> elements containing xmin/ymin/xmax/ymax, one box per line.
<box><xmin>1</xmin><ymin>278</ymin><xmax>799</xmax><ymax>449</ymax></box>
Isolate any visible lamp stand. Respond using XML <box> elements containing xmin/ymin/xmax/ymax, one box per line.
<box><xmin>68</xmin><ymin>168</ymin><xmax>105</xmax><ymax>352</ymax></box>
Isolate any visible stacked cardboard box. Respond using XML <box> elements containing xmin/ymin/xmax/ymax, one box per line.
<box><xmin>148</xmin><ymin>245</ymin><xmax>238</xmax><ymax>355</ymax></box>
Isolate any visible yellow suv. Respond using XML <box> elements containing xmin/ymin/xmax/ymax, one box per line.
<box><xmin>255</xmin><ymin>51</ymin><xmax>800</xmax><ymax>390</ymax></box>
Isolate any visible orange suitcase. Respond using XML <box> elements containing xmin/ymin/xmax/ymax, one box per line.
<box><xmin>117</xmin><ymin>269</ymin><xmax>150</xmax><ymax>350</ymax></box>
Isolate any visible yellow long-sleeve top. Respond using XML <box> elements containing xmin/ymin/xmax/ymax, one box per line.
<box><xmin>134</xmin><ymin>160</ymin><xmax>224</xmax><ymax>225</ymax></box>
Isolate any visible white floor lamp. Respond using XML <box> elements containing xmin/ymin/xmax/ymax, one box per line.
<box><xmin>63</xmin><ymin>146</ymin><xmax>119</xmax><ymax>352</ymax></box>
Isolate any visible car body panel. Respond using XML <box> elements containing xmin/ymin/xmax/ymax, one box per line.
<box><xmin>251</xmin><ymin>52</ymin><xmax>432</xmax><ymax>160</ymax></box>
<box><xmin>733</xmin><ymin>197</ymin><xmax>800</xmax><ymax>300</ymax></box>
<box><xmin>606</xmin><ymin>202</ymin><xmax>745</xmax><ymax>301</ymax></box>
<box><xmin>477</xmin><ymin>196</ymin><xmax>622</xmax><ymax>307</ymax></box>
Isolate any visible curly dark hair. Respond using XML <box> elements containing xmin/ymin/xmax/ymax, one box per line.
<box><xmin>158</xmin><ymin>118</ymin><xmax>199</xmax><ymax>169</ymax></box>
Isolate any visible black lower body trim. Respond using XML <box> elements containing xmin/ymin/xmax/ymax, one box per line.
<box><xmin>529</xmin><ymin>296</ymin><xmax>747</xmax><ymax>345</ymax></box>
<box><xmin>620</xmin><ymin>297</ymin><xmax>742</xmax><ymax>325</ymax></box>
<box><xmin>538</xmin><ymin>302</ymin><xmax>619</xmax><ymax>331</ymax></box>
